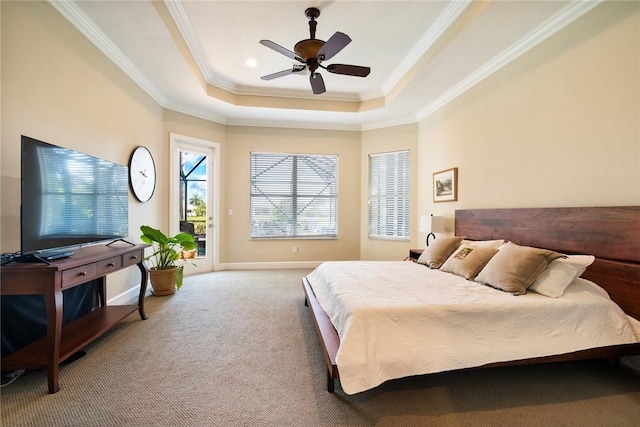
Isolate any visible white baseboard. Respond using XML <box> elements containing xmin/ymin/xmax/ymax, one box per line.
<box><xmin>219</xmin><ymin>261</ymin><xmax>322</xmax><ymax>270</ymax></box>
<box><xmin>108</xmin><ymin>285</ymin><xmax>143</xmax><ymax>305</ymax></box>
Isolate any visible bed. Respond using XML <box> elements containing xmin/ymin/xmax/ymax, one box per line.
<box><xmin>302</xmin><ymin>207</ymin><xmax>640</xmax><ymax>394</ymax></box>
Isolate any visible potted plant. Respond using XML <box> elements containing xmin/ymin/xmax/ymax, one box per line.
<box><xmin>140</xmin><ymin>225</ymin><xmax>197</xmax><ymax>296</ymax></box>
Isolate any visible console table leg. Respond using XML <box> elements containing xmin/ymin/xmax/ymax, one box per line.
<box><xmin>44</xmin><ymin>288</ymin><xmax>63</xmax><ymax>393</ymax></box>
<box><xmin>136</xmin><ymin>262</ymin><xmax>149</xmax><ymax>320</ymax></box>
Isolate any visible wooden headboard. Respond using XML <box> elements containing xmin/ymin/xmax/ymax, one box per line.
<box><xmin>455</xmin><ymin>207</ymin><xmax>640</xmax><ymax>320</ymax></box>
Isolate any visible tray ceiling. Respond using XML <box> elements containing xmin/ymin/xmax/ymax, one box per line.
<box><xmin>54</xmin><ymin>1</ymin><xmax>601</xmax><ymax>130</ymax></box>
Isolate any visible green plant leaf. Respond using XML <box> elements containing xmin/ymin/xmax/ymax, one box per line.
<box><xmin>175</xmin><ymin>265</ymin><xmax>184</xmax><ymax>290</ymax></box>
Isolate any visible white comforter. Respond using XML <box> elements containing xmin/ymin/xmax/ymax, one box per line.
<box><xmin>306</xmin><ymin>261</ymin><xmax>640</xmax><ymax>395</ymax></box>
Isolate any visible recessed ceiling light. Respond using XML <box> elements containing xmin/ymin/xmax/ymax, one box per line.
<box><xmin>246</xmin><ymin>59</ymin><xmax>257</xmax><ymax>68</ymax></box>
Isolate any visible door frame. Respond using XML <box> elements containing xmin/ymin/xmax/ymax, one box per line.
<box><xmin>169</xmin><ymin>133</ymin><xmax>220</xmax><ymax>272</ymax></box>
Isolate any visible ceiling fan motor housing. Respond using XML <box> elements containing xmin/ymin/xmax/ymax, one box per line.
<box><xmin>294</xmin><ymin>39</ymin><xmax>325</xmax><ymax>62</ymax></box>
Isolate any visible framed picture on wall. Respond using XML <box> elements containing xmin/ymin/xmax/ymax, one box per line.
<box><xmin>433</xmin><ymin>167</ymin><xmax>458</xmax><ymax>202</ymax></box>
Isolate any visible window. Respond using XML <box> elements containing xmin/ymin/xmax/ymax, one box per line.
<box><xmin>250</xmin><ymin>152</ymin><xmax>338</xmax><ymax>238</ymax></box>
<box><xmin>368</xmin><ymin>150</ymin><xmax>410</xmax><ymax>240</ymax></box>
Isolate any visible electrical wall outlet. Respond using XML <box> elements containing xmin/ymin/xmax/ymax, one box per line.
<box><xmin>292</xmin><ymin>246</ymin><xmax>298</xmax><ymax>253</ymax></box>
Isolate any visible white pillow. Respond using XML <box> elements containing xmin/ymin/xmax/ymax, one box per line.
<box><xmin>529</xmin><ymin>255</ymin><xmax>595</xmax><ymax>298</ymax></box>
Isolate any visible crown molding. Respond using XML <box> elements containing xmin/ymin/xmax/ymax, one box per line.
<box><xmin>234</xmin><ymin>85</ymin><xmax>362</xmax><ymax>103</ymax></box>
<box><xmin>361</xmin><ymin>114</ymin><xmax>419</xmax><ymax>132</ymax></box>
<box><xmin>163</xmin><ymin>0</ymin><xmax>236</xmax><ymax>92</ymax></box>
<box><xmin>380</xmin><ymin>0</ymin><xmax>472</xmax><ymax>96</ymax></box>
<box><xmin>164</xmin><ymin>103</ymin><xmax>229</xmax><ymax>127</ymax></box>
<box><xmin>416</xmin><ymin>0</ymin><xmax>603</xmax><ymax>121</ymax></box>
<box><xmin>225</xmin><ymin>117</ymin><xmax>362</xmax><ymax>132</ymax></box>
<box><xmin>48</xmin><ymin>0</ymin><xmax>168</xmax><ymax>106</ymax></box>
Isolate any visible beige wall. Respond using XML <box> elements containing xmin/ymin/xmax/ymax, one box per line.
<box><xmin>1</xmin><ymin>1</ymin><xmax>164</xmax><ymax>300</ymax></box>
<box><xmin>224</xmin><ymin>126</ymin><xmax>361</xmax><ymax>264</ymax></box>
<box><xmin>360</xmin><ymin>123</ymin><xmax>419</xmax><ymax>261</ymax></box>
<box><xmin>161</xmin><ymin>113</ymin><xmax>365</xmax><ymax>266</ymax></box>
<box><xmin>418</xmin><ymin>1</ymin><xmax>640</xmax><ymax>240</ymax></box>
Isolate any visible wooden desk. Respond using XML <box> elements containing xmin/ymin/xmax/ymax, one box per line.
<box><xmin>0</xmin><ymin>244</ymin><xmax>149</xmax><ymax>393</ymax></box>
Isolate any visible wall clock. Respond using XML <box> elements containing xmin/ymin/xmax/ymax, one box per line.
<box><xmin>128</xmin><ymin>146</ymin><xmax>156</xmax><ymax>203</ymax></box>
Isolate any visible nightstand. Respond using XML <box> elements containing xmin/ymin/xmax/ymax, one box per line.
<box><xmin>409</xmin><ymin>249</ymin><xmax>423</xmax><ymax>262</ymax></box>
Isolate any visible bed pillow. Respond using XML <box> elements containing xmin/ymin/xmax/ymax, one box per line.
<box><xmin>529</xmin><ymin>255</ymin><xmax>595</xmax><ymax>297</ymax></box>
<box><xmin>417</xmin><ymin>236</ymin><xmax>465</xmax><ymax>269</ymax></box>
<box><xmin>474</xmin><ymin>242</ymin><xmax>562</xmax><ymax>295</ymax></box>
<box><xmin>440</xmin><ymin>245</ymin><xmax>499</xmax><ymax>280</ymax></box>
<box><xmin>460</xmin><ymin>239</ymin><xmax>505</xmax><ymax>249</ymax></box>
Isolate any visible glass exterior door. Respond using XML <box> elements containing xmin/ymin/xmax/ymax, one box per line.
<box><xmin>179</xmin><ymin>151</ymin><xmax>208</xmax><ymax>258</ymax></box>
<box><xmin>170</xmin><ymin>134</ymin><xmax>219</xmax><ymax>273</ymax></box>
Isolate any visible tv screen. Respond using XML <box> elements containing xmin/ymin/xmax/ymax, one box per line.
<box><xmin>21</xmin><ymin>136</ymin><xmax>129</xmax><ymax>255</ymax></box>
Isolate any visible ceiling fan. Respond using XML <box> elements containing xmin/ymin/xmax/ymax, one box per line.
<box><xmin>259</xmin><ymin>7</ymin><xmax>371</xmax><ymax>95</ymax></box>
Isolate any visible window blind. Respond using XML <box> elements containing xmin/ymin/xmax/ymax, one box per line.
<box><xmin>250</xmin><ymin>152</ymin><xmax>338</xmax><ymax>238</ymax></box>
<box><xmin>368</xmin><ymin>150</ymin><xmax>410</xmax><ymax>240</ymax></box>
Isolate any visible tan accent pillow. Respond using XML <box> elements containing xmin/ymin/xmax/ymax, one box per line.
<box><xmin>417</xmin><ymin>236</ymin><xmax>465</xmax><ymax>269</ymax></box>
<box><xmin>460</xmin><ymin>239</ymin><xmax>505</xmax><ymax>249</ymax></box>
<box><xmin>440</xmin><ymin>245</ymin><xmax>499</xmax><ymax>280</ymax></box>
<box><xmin>474</xmin><ymin>242</ymin><xmax>562</xmax><ymax>295</ymax></box>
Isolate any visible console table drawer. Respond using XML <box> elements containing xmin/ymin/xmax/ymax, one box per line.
<box><xmin>62</xmin><ymin>264</ymin><xmax>97</xmax><ymax>288</ymax></box>
<box><xmin>97</xmin><ymin>256</ymin><xmax>123</xmax><ymax>275</ymax></box>
<box><xmin>122</xmin><ymin>249</ymin><xmax>144</xmax><ymax>268</ymax></box>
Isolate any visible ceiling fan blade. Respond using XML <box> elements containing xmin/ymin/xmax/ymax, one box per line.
<box><xmin>326</xmin><ymin>64</ymin><xmax>371</xmax><ymax>77</ymax></box>
<box><xmin>310</xmin><ymin>73</ymin><xmax>326</xmax><ymax>95</ymax></box>
<box><xmin>261</xmin><ymin>69</ymin><xmax>297</xmax><ymax>81</ymax></box>
<box><xmin>317</xmin><ymin>32</ymin><xmax>351</xmax><ymax>61</ymax></box>
<box><xmin>259</xmin><ymin>40</ymin><xmax>303</xmax><ymax>62</ymax></box>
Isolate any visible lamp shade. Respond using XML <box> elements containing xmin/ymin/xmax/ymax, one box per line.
<box><xmin>419</xmin><ymin>215</ymin><xmax>445</xmax><ymax>233</ymax></box>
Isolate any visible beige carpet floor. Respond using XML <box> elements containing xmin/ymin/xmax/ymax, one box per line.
<box><xmin>1</xmin><ymin>269</ymin><xmax>639</xmax><ymax>426</ymax></box>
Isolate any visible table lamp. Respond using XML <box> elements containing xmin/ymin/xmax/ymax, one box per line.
<box><xmin>419</xmin><ymin>215</ymin><xmax>445</xmax><ymax>247</ymax></box>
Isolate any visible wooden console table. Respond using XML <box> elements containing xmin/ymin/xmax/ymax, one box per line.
<box><xmin>0</xmin><ymin>243</ymin><xmax>149</xmax><ymax>393</ymax></box>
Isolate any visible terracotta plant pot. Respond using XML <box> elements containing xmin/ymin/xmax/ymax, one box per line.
<box><xmin>181</xmin><ymin>249</ymin><xmax>197</xmax><ymax>259</ymax></box>
<box><xmin>149</xmin><ymin>267</ymin><xmax>178</xmax><ymax>296</ymax></box>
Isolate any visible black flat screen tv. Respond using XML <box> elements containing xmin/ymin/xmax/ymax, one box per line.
<box><xmin>20</xmin><ymin>135</ymin><xmax>129</xmax><ymax>257</ymax></box>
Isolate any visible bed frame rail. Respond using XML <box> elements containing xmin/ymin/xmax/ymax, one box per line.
<box><xmin>303</xmin><ymin>277</ymin><xmax>339</xmax><ymax>392</ymax></box>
